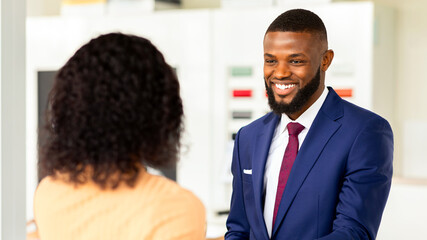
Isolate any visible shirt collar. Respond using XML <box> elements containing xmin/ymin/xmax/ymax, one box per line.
<box><xmin>278</xmin><ymin>87</ymin><xmax>328</xmax><ymax>134</ymax></box>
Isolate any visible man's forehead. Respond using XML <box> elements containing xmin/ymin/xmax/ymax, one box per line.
<box><xmin>264</xmin><ymin>31</ymin><xmax>327</xmax><ymax>49</ymax></box>
<box><xmin>264</xmin><ymin>32</ymin><xmax>317</xmax><ymax>45</ymax></box>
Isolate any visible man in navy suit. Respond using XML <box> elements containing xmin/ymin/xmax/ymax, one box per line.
<box><xmin>225</xmin><ymin>9</ymin><xmax>393</xmax><ymax>240</ymax></box>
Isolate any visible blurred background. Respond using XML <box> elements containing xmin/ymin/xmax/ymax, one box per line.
<box><xmin>1</xmin><ymin>0</ymin><xmax>427</xmax><ymax>239</ymax></box>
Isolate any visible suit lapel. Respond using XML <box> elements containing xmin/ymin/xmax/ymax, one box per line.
<box><xmin>252</xmin><ymin>113</ymin><xmax>279</xmax><ymax>240</ymax></box>
<box><xmin>272</xmin><ymin>88</ymin><xmax>344</xmax><ymax>237</ymax></box>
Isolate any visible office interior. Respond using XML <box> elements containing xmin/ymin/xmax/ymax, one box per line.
<box><xmin>1</xmin><ymin>0</ymin><xmax>427</xmax><ymax>239</ymax></box>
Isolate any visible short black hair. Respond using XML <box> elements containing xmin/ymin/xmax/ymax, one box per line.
<box><xmin>40</xmin><ymin>33</ymin><xmax>183</xmax><ymax>189</ymax></box>
<box><xmin>266</xmin><ymin>9</ymin><xmax>327</xmax><ymax>42</ymax></box>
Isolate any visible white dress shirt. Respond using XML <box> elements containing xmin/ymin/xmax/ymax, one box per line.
<box><xmin>263</xmin><ymin>87</ymin><xmax>329</xmax><ymax>237</ymax></box>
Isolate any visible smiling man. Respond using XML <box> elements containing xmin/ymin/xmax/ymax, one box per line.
<box><xmin>225</xmin><ymin>9</ymin><xmax>393</xmax><ymax>240</ymax></box>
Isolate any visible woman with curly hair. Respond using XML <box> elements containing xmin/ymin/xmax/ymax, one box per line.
<box><xmin>34</xmin><ymin>33</ymin><xmax>206</xmax><ymax>240</ymax></box>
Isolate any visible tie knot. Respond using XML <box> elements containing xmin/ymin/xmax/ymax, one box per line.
<box><xmin>287</xmin><ymin>122</ymin><xmax>304</xmax><ymax>136</ymax></box>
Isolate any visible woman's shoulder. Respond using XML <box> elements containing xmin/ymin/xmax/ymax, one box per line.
<box><xmin>33</xmin><ymin>175</ymin><xmax>77</xmax><ymax>224</ymax></box>
<box><xmin>139</xmin><ymin>173</ymin><xmax>206</xmax><ymax>238</ymax></box>
<box><xmin>141</xmin><ymin>172</ymin><xmax>204</xmax><ymax>207</ymax></box>
<box><xmin>35</xmin><ymin>175</ymin><xmax>70</xmax><ymax>199</ymax></box>
<box><xmin>34</xmin><ymin>172</ymin><xmax>206</xmax><ymax>239</ymax></box>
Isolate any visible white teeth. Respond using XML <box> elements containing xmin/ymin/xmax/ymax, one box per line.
<box><xmin>275</xmin><ymin>83</ymin><xmax>295</xmax><ymax>90</ymax></box>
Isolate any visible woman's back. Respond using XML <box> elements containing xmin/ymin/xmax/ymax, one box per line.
<box><xmin>34</xmin><ymin>33</ymin><xmax>205</xmax><ymax>239</ymax></box>
<box><xmin>34</xmin><ymin>169</ymin><xmax>205</xmax><ymax>240</ymax></box>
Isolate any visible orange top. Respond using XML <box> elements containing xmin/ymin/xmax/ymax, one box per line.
<box><xmin>34</xmin><ymin>169</ymin><xmax>206</xmax><ymax>240</ymax></box>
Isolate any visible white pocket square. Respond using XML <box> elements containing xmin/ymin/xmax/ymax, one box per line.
<box><xmin>243</xmin><ymin>169</ymin><xmax>252</xmax><ymax>175</ymax></box>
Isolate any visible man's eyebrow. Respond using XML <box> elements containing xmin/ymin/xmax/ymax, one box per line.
<box><xmin>264</xmin><ymin>53</ymin><xmax>307</xmax><ymax>58</ymax></box>
<box><xmin>289</xmin><ymin>53</ymin><xmax>305</xmax><ymax>58</ymax></box>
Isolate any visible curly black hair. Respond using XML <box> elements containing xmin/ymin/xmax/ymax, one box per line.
<box><xmin>39</xmin><ymin>32</ymin><xmax>183</xmax><ymax>189</ymax></box>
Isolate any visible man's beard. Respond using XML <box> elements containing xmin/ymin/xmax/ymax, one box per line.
<box><xmin>265</xmin><ymin>67</ymin><xmax>321</xmax><ymax>116</ymax></box>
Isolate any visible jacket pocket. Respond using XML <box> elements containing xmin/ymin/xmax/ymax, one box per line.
<box><xmin>242</xmin><ymin>172</ymin><xmax>253</xmax><ymax>183</ymax></box>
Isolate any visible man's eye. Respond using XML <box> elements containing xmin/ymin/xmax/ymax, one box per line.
<box><xmin>265</xmin><ymin>59</ymin><xmax>276</xmax><ymax>64</ymax></box>
<box><xmin>290</xmin><ymin>60</ymin><xmax>304</xmax><ymax>64</ymax></box>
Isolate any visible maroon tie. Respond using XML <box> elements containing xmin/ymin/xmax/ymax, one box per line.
<box><xmin>272</xmin><ymin>122</ymin><xmax>305</xmax><ymax>228</ymax></box>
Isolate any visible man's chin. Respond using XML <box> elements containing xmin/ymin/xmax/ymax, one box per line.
<box><xmin>269</xmin><ymin>95</ymin><xmax>302</xmax><ymax>115</ymax></box>
<box><xmin>274</xmin><ymin>96</ymin><xmax>293</xmax><ymax>105</ymax></box>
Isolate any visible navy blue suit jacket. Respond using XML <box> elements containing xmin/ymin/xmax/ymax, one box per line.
<box><xmin>225</xmin><ymin>87</ymin><xmax>393</xmax><ymax>240</ymax></box>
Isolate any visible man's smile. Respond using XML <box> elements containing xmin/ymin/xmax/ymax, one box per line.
<box><xmin>271</xmin><ymin>82</ymin><xmax>297</xmax><ymax>96</ymax></box>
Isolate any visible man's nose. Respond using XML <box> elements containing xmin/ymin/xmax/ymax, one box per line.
<box><xmin>274</xmin><ymin>63</ymin><xmax>291</xmax><ymax>79</ymax></box>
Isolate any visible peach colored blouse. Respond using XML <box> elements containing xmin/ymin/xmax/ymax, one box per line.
<box><xmin>34</xmin><ymin>169</ymin><xmax>206</xmax><ymax>240</ymax></box>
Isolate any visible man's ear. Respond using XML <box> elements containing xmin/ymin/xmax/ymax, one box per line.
<box><xmin>321</xmin><ymin>49</ymin><xmax>334</xmax><ymax>72</ymax></box>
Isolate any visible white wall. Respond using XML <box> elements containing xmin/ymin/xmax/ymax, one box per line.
<box><xmin>0</xmin><ymin>0</ymin><xmax>26</xmax><ymax>238</ymax></box>
<box><xmin>26</xmin><ymin>0</ymin><xmax>221</xmax><ymax>16</ymax></box>
<box><xmin>27</xmin><ymin>0</ymin><xmax>61</xmax><ymax>16</ymax></box>
<box><xmin>378</xmin><ymin>179</ymin><xmax>427</xmax><ymax>239</ymax></box>
<box><xmin>182</xmin><ymin>0</ymin><xmax>220</xmax><ymax>8</ymax></box>
<box><xmin>387</xmin><ymin>0</ymin><xmax>427</xmax><ymax>179</ymax></box>
<box><xmin>338</xmin><ymin>0</ymin><xmax>427</xmax><ymax>180</ymax></box>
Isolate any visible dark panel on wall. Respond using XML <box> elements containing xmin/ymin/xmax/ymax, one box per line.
<box><xmin>37</xmin><ymin>71</ymin><xmax>56</xmax><ymax>131</ymax></box>
<box><xmin>37</xmin><ymin>71</ymin><xmax>57</xmax><ymax>181</ymax></box>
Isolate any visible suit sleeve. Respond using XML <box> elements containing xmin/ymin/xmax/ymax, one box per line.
<box><xmin>317</xmin><ymin>117</ymin><xmax>393</xmax><ymax>240</ymax></box>
<box><xmin>225</xmin><ymin>129</ymin><xmax>251</xmax><ymax>240</ymax></box>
